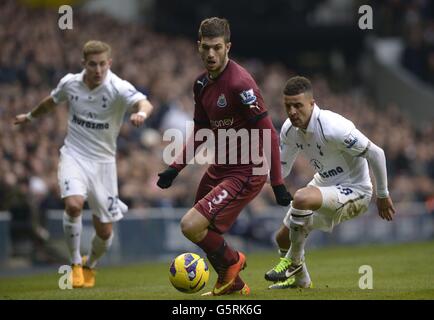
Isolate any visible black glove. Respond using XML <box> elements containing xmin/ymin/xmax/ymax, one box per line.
<box><xmin>157</xmin><ymin>167</ymin><xmax>179</xmax><ymax>189</ymax></box>
<box><xmin>272</xmin><ymin>184</ymin><xmax>293</xmax><ymax>206</ymax></box>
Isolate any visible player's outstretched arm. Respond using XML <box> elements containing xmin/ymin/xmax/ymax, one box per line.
<box><xmin>254</xmin><ymin>115</ymin><xmax>293</xmax><ymax>206</ymax></box>
<box><xmin>14</xmin><ymin>96</ymin><xmax>57</xmax><ymax>125</ymax></box>
<box><xmin>130</xmin><ymin>99</ymin><xmax>154</xmax><ymax>127</ymax></box>
<box><xmin>363</xmin><ymin>141</ymin><xmax>396</xmax><ymax>221</ymax></box>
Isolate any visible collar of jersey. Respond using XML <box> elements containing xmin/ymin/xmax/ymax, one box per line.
<box><xmin>300</xmin><ymin>104</ymin><xmax>320</xmax><ymax>134</ymax></box>
<box><xmin>79</xmin><ymin>69</ymin><xmax>111</xmax><ymax>91</ymax></box>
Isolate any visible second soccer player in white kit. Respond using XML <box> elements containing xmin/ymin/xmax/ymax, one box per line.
<box><xmin>265</xmin><ymin>76</ymin><xmax>395</xmax><ymax>289</ymax></box>
<box><xmin>14</xmin><ymin>40</ymin><xmax>154</xmax><ymax>288</ymax></box>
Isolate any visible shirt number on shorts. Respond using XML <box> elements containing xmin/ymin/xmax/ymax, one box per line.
<box><xmin>108</xmin><ymin>196</ymin><xmax>119</xmax><ymax>216</ymax></box>
<box><xmin>208</xmin><ymin>189</ymin><xmax>229</xmax><ymax>213</ymax></box>
<box><xmin>337</xmin><ymin>186</ymin><xmax>353</xmax><ymax>196</ymax></box>
<box><xmin>212</xmin><ymin>189</ymin><xmax>229</xmax><ymax>205</ymax></box>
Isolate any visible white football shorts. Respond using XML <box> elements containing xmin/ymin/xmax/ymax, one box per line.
<box><xmin>284</xmin><ymin>181</ymin><xmax>372</xmax><ymax>233</ymax></box>
<box><xmin>57</xmin><ymin>146</ymin><xmax>127</xmax><ymax>223</ymax></box>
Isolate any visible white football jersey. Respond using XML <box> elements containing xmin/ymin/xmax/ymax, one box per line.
<box><xmin>51</xmin><ymin>70</ymin><xmax>146</xmax><ymax>162</ymax></box>
<box><xmin>280</xmin><ymin>104</ymin><xmax>373</xmax><ymax>192</ymax></box>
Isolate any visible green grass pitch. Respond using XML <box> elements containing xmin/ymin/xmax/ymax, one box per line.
<box><xmin>1</xmin><ymin>241</ymin><xmax>433</xmax><ymax>300</ymax></box>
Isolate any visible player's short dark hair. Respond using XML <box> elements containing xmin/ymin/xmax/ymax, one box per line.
<box><xmin>198</xmin><ymin>17</ymin><xmax>231</xmax><ymax>43</ymax></box>
<box><xmin>283</xmin><ymin>76</ymin><xmax>313</xmax><ymax>96</ymax></box>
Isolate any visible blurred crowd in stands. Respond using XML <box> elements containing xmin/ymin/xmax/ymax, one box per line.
<box><xmin>0</xmin><ymin>1</ymin><xmax>433</xmax><ymax>258</ymax></box>
<box><xmin>371</xmin><ymin>0</ymin><xmax>434</xmax><ymax>85</ymax></box>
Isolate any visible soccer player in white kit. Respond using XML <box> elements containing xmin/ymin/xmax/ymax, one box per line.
<box><xmin>264</xmin><ymin>76</ymin><xmax>396</xmax><ymax>289</ymax></box>
<box><xmin>14</xmin><ymin>40</ymin><xmax>153</xmax><ymax>288</ymax></box>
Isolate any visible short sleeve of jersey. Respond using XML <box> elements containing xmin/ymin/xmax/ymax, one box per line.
<box><xmin>118</xmin><ymin>80</ymin><xmax>147</xmax><ymax>109</ymax></box>
<box><xmin>236</xmin><ymin>77</ymin><xmax>267</xmax><ymax>119</ymax></box>
<box><xmin>50</xmin><ymin>73</ymin><xmax>74</xmax><ymax>104</ymax></box>
<box><xmin>328</xmin><ymin>118</ymin><xmax>370</xmax><ymax>157</ymax></box>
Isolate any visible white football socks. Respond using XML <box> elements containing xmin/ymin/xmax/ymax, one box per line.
<box><xmin>278</xmin><ymin>248</ymin><xmax>288</xmax><ymax>258</ymax></box>
<box><xmin>294</xmin><ymin>263</ymin><xmax>312</xmax><ymax>287</ymax></box>
<box><xmin>63</xmin><ymin>212</ymin><xmax>82</xmax><ymax>265</ymax></box>
<box><xmin>86</xmin><ymin>233</ymin><xmax>113</xmax><ymax>269</ymax></box>
<box><xmin>286</xmin><ymin>207</ymin><xmax>313</xmax><ymax>266</ymax></box>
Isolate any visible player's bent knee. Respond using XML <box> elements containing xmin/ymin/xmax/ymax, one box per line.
<box><xmin>180</xmin><ymin>208</ymin><xmax>209</xmax><ymax>242</ymax></box>
<box><xmin>292</xmin><ymin>188</ymin><xmax>321</xmax><ymax>210</ymax></box>
<box><xmin>180</xmin><ymin>217</ymin><xmax>195</xmax><ymax>238</ymax></box>
<box><xmin>65</xmin><ymin>196</ymin><xmax>84</xmax><ymax>217</ymax></box>
<box><xmin>95</xmin><ymin>224</ymin><xmax>112</xmax><ymax>239</ymax></box>
<box><xmin>180</xmin><ymin>218</ymin><xmax>206</xmax><ymax>242</ymax></box>
<box><xmin>96</xmin><ymin>229</ymin><xmax>112</xmax><ymax>240</ymax></box>
<box><xmin>292</xmin><ymin>190</ymin><xmax>311</xmax><ymax>210</ymax></box>
<box><xmin>65</xmin><ymin>203</ymin><xmax>83</xmax><ymax>217</ymax></box>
